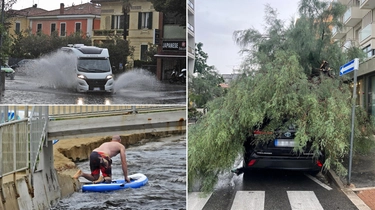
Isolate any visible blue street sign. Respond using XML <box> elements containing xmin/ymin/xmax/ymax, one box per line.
<box><xmin>340</xmin><ymin>58</ymin><xmax>359</xmax><ymax>76</ymax></box>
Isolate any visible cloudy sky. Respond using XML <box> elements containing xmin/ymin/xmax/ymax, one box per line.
<box><xmin>12</xmin><ymin>0</ymin><xmax>91</xmax><ymax>10</ymax></box>
<box><xmin>196</xmin><ymin>0</ymin><xmax>301</xmax><ymax>74</ymax></box>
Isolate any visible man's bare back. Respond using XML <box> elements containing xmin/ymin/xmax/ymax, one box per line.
<box><xmin>93</xmin><ymin>141</ymin><xmax>124</xmax><ymax>158</ymax></box>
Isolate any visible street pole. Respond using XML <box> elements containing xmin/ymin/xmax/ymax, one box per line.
<box><xmin>347</xmin><ymin>59</ymin><xmax>358</xmax><ymax>186</ymax></box>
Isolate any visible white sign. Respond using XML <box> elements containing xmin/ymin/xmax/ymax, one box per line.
<box><xmin>340</xmin><ymin>58</ymin><xmax>359</xmax><ymax>76</ymax></box>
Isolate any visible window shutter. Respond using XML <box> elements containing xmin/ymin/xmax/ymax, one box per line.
<box><xmin>138</xmin><ymin>13</ymin><xmax>142</xmax><ymax>29</ymax></box>
<box><xmin>111</xmin><ymin>15</ymin><xmax>115</xmax><ymax>29</ymax></box>
<box><xmin>148</xmin><ymin>12</ymin><xmax>153</xmax><ymax>29</ymax></box>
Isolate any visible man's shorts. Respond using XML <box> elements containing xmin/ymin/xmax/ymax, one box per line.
<box><xmin>89</xmin><ymin>151</ymin><xmax>112</xmax><ymax>177</ymax></box>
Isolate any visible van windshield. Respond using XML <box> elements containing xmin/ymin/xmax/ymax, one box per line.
<box><xmin>77</xmin><ymin>58</ymin><xmax>111</xmax><ymax>73</ymax></box>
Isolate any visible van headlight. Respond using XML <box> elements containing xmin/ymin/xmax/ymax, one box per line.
<box><xmin>77</xmin><ymin>74</ymin><xmax>87</xmax><ymax>79</ymax></box>
<box><xmin>106</xmin><ymin>75</ymin><xmax>113</xmax><ymax>80</ymax></box>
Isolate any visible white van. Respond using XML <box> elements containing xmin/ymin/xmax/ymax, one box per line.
<box><xmin>61</xmin><ymin>44</ymin><xmax>114</xmax><ymax>93</ymax></box>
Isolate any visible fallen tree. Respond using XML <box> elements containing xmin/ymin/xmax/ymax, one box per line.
<box><xmin>188</xmin><ymin>1</ymin><xmax>375</xmax><ymax>193</ymax></box>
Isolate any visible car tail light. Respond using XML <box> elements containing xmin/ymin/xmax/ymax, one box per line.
<box><xmin>247</xmin><ymin>159</ymin><xmax>256</xmax><ymax>166</ymax></box>
<box><xmin>316</xmin><ymin>160</ymin><xmax>323</xmax><ymax>167</ymax></box>
<box><xmin>253</xmin><ymin>130</ymin><xmax>273</xmax><ymax>135</ymax></box>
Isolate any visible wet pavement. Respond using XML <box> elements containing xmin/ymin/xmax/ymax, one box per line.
<box><xmin>336</xmin><ymin>149</ymin><xmax>375</xmax><ymax>209</ymax></box>
<box><xmin>51</xmin><ymin>134</ymin><xmax>186</xmax><ymax>210</ymax></box>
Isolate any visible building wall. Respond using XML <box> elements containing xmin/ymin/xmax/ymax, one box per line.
<box><xmin>188</xmin><ymin>0</ymin><xmax>195</xmax><ymax>76</ymax></box>
<box><xmin>92</xmin><ymin>0</ymin><xmax>159</xmax><ymax>63</ymax></box>
<box><xmin>29</xmin><ymin>18</ymin><xmax>95</xmax><ymax>36</ymax></box>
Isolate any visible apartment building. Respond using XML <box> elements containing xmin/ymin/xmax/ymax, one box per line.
<box><xmin>188</xmin><ymin>0</ymin><xmax>195</xmax><ymax>76</ymax></box>
<box><xmin>333</xmin><ymin>0</ymin><xmax>375</xmax><ymax>116</ymax></box>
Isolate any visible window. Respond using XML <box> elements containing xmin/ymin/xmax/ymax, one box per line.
<box><xmin>37</xmin><ymin>23</ymin><xmax>42</xmax><ymax>34</ymax></box>
<box><xmin>111</xmin><ymin>15</ymin><xmax>125</xmax><ymax>29</ymax></box>
<box><xmin>140</xmin><ymin>45</ymin><xmax>148</xmax><ymax>61</ymax></box>
<box><xmin>51</xmin><ymin>23</ymin><xmax>56</xmax><ymax>34</ymax></box>
<box><xmin>75</xmin><ymin>22</ymin><xmax>81</xmax><ymax>33</ymax></box>
<box><xmin>363</xmin><ymin>45</ymin><xmax>374</xmax><ymax>58</ymax></box>
<box><xmin>15</xmin><ymin>22</ymin><xmax>20</xmax><ymax>33</ymax></box>
<box><xmin>60</xmin><ymin>23</ymin><xmax>66</xmax><ymax>36</ymax></box>
<box><xmin>138</xmin><ymin>12</ymin><xmax>152</xmax><ymax>29</ymax></box>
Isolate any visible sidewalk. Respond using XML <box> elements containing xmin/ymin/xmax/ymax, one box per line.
<box><xmin>330</xmin><ymin>149</ymin><xmax>375</xmax><ymax>210</ymax></box>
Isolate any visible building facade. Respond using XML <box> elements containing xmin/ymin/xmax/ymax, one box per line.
<box><xmin>334</xmin><ymin>0</ymin><xmax>375</xmax><ymax>116</ymax></box>
<box><xmin>9</xmin><ymin>3</ymin><xmax>101</xmax><ymax>38</ymax></box>
<box><xmin>188</xmin><ymin>0</ymin><xmax>195</xmax><ymax>76</ymax></box>
<box><xmin>91</xmin><ymin>0</ymin><xmax>159</xmax><ymax>69</ymax></box>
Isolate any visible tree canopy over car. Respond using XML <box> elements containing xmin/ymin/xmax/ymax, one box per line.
<box><xmin>188</xmin><ymin>0</ymin><xmax>375</xmax><ymax>193</ymax></box>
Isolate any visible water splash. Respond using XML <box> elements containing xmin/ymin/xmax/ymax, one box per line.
<box><xmin>18</xmin><ymin>50</ymin><xmax>78</xmax><ymax>89</ymax></box>
<box><xmin>114</xmin><ymin>68</ymin><xmax>163</xmax><ymax>93</ymax></box>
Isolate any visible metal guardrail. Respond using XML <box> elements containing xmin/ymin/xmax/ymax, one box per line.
<box><xmin>0</xmin><ymin>119</ymin><xmax>29</xmax><ymax>178</ymax></box>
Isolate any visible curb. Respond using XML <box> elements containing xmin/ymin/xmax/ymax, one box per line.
<box><xmin>327</xmin><ymin>169</ymin><xmax>371</xmax><ymax>210</ymax></box>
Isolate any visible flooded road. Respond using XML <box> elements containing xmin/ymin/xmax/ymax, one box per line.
<box><xmin>2</xmin><ymin>51</ymin><xmax>185</xmax><ymax>104</ymax></box>
<box><xmin>52</xmin><ymin>135</ymin><xmax>186</xmax><ymax>210</ymax></box>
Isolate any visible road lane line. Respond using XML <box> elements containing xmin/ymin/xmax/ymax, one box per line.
<box><xmin>287</xmin><ymin>191</ymin><xmax>323</xmax><ymax>210</ymax></box>
<box><xmin>305</xmin><ymin>173</ymin><xmax>333</xmax><ymax>191</ymax></box>
<box><xmin>188</xmin><ymin>192</ymin><xmax>212</xmax><ymax>210</ymax></box>
<box><xmin>230</xmin><ymin>191</ymin><xmax>265</xmax><ymax>210</ymax></box>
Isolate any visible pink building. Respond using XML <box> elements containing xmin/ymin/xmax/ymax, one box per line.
<box><xmin>27</xmin><ymin>3</ymin><xmax>101</xmax><ymax>38</ymax></box>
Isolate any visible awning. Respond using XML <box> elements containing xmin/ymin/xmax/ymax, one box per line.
<box><xmin>154</xmin><ymin>54</ymin><xmax>186</xmax><ymax>58</ymax></box>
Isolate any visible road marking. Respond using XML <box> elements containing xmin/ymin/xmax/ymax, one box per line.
<box><xmin>287</xmin><ymin>191</ymin><xmax>324</xmax><ymax>210</ymax></box>
<box><xmin>305</xmin><ymin>173</ymin><xmax>332</xmax><ymax>191</ymax></box>
<box><xmin>188</xmin><ymin>192</ymin><xmax>212</xmax><ymax>210</ymax></box>
<box><xmin>230</xmin><ymin>191</ymin><xmax>265</xmax><ymax>210</ymax></box>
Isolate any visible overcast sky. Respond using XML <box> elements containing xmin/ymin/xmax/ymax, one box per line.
<box><xmin>196</xmin><ymin>0</ymin><xmax>301</xmax><ymax>74</ymax></box>
<box><xmin>12</xmin><ymin>0</ymin><xmax>91</xmax><ymax>10</ymax></box>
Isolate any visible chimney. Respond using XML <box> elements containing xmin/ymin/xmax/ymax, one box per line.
<box><xmin>60</xmin><ymin>3</ymin><xmax>64</xmax><ymax>14</ymax></box>
<box><xmin>32</xmin><ymin>4</ymin><xmax>37</xmax><ymax>8</ymax></box>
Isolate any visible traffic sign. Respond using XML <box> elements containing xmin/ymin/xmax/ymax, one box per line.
<box><xmin>340</xmin><ymin>58</ymin><xmax>359</xmax><ymax>76</ymax></box>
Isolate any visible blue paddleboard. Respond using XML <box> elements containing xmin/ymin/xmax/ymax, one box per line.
<box><xmin>82</xmin><ymin>173</ymin><xmax>148</xmax><ymax>192</ymax></box>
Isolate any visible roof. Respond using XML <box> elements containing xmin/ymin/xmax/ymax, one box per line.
<box><xmin>9</xmin><ymin>3</ymin><xmax>101</xmax><ymax>17</ymax></box>
<box><xmin>8</xmin><ymin>7</ymin><xmax>48</xmax><ymax>17</ymax></box>
<box><xmin>36</xmin><ymin>3</ymin><xmax>101</xmax><ymax>16</ymax></box>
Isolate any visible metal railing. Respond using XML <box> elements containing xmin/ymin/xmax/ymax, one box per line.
<box><xmin>29</xmin><ymin>106</ymin><xmax>49</xmax><ymax>173</ymax></box>
<box><xmin>0</xmin><ymin>118</ymin><xmax>29</xmax><ymax>178</ymax></box>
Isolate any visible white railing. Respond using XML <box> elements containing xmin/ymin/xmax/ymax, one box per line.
<box><xmin>360</xmin><ymin>24</ymin><xmax>372</xmax><ymax>42</ymax></box>
<box><xmin>343</xmin><ymin>7</ymin><xmax>352</xmax><ymax>23</ymax></box>
<box><xmin>188</xmin><ymin>22</ymin><xmax>194</xmax><ymax>33</ymax></box>
<box><xmin>0</xmin><ymin>119</ymin><xmax>29</xmax><ymax>177</ymax></box>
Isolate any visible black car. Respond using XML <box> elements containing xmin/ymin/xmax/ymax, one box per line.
<box><xmin>242</xmin><ymin>123</ymin><xmax>325</xmax><ymax>175</ymax></box>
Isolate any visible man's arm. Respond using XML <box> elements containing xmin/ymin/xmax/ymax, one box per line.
<box><xmin>119</xmin><ymin>144</ymin><xmax>131</xmax><ymax>183</ymax></box>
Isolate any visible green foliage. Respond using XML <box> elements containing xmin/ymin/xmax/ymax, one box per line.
<box><xmin>189</xmin><ymin>43</ymin><xmax>225</xmax><ymax>108</ymax></box>
<box><xmin>149</xmin><ymin>0</ymin><xmax>185</xmax><ymax>24</ymax></box>
<box><xmin>98</xmin><ymin>34</ymin><xmax>134</xmax><ymax>74</ymax></box>
<box><xmin>189</xmin><ymin>0</ymin><xmax>375</xmax><ymax>193</ymax></box>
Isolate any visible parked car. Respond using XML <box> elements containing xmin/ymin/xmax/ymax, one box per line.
<box><xmin>1</xmin><ymin>64</ymin><xmax>15</xmax><ymax>80</ymax></box>
<box><xmin>241</xmin><ymin>121</ymin><xmax>325</xmax><ymax>175</ymax></box>
<box><xmin>10</xmin><ymin>59</ymin><xmax>36</xmax><ymax>71</ymax></box>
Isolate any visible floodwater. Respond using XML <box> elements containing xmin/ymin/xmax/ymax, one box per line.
<box><xmin>2</xmin><ymin>50</ymin><xmax>186</xmax><ymax>104</ymax></box>
<box><xmin>51</xmin><ymin>135</ymin><xmax>186</xmax><ymax>210</ymax></box>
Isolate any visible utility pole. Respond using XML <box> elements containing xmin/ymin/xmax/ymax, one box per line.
<box><xmin>0</xmin><ymin>0</ymin><xmax>5</xmax><ymax>66</ymax></box>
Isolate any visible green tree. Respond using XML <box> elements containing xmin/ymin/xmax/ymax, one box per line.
<box><xmin>98</xmin><ymin>34</ymin><xmax>134</xmax><ymax>74</ymax></box>
<box><xmin>189</xmin><ymin>43</ymin><xmax>225</xmax><ymax>108</ymax></box>
<box><xmin>188</xmin><ymin>1</ymin><xmax>375</xmax><ymax>193</ymax></box>
<box><xmin>149</xmin><ymin>0</ymin><xmax>185</xmax><ymax>25</ymax></box>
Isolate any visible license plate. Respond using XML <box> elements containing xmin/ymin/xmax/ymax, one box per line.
<box><xmin>274</xmin><ymin>139</ymin><xmax>295</xmax><ymax>147</ymax></box>
<box><xmin>94</xmin><ymin>87</ymin><xmax>100</xmax><ymax>91</ymax></box>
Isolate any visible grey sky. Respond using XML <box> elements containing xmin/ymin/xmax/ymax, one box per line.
<box><xmin>196</xmin><ymin>0</ymin><xmax>301</xmax><ymax>74</ymax></box>
<box><xmin>12</xmin><ymin>0</ymin><xmax>91</xmax><ymax>10</ymax></box>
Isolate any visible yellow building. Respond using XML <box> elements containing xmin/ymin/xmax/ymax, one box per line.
<box><xmin>91</xmin><ymin>0</ymin><xmax>159</xmax><ymax>67</ymax></box>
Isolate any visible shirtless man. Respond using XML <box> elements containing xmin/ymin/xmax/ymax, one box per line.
<box><xmin>73</xmin><ymin>135</ymin><xmax>131</xmax><ymax>183</ymax></box>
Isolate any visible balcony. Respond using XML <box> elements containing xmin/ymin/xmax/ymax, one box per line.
<box><xmin>359</xmin><ymin>23</ymin><xmax>375</xmax><ymax>45</ymax></box>
<box><xmin>343</xmin><ymin>6</ymin><xmax>368</xmax><ymax>27</ymax></box>
<box><xmin>93</xmin><ymin>29</ymin><xmax>124</xmax><ymax>37</ymax></box>
<box><xmin>360</xmin><ymin>0</ymin><xmax>375</xmax><ymax>9</ymax></box>
<box><xmin>188</xmin><ymin>22</ymin><xmax>194</xmax><ymax>38</ymax></box>
<box><xmin>188</xmin><ymin>0</ymin><xmax>194</xmax><ymax>14</ymax></box>
<box><xmin>332</xmin><ymin>26</ymin><xmax>348</xmax><ymax>39</ymax></box>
